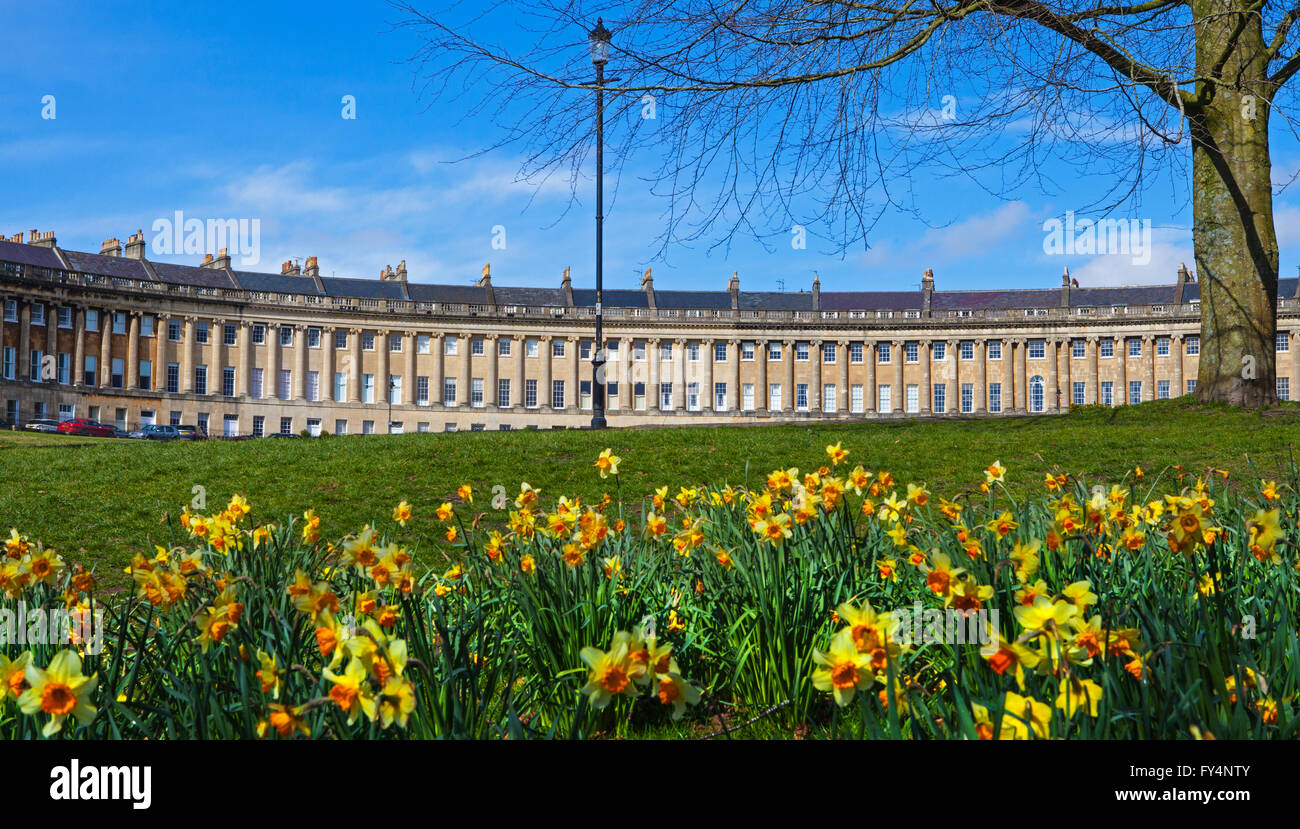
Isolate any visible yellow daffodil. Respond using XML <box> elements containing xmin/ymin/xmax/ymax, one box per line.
<box><xmin>18</xmin><ymin>650</ymin><xmax>97</xmax><ymax>736</ymax></box>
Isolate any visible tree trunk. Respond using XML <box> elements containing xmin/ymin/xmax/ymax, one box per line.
<box><xmin>1191</xmin><ymin>0</ymin><xmax>1278</xmax><ymax>406</ymax></box>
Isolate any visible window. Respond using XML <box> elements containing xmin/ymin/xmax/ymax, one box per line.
<box><xmin>223</xmin><ymin>324</ymin><xmax>237</xmax><ymax>346</ymax></box>
<box><xmin>795</xmin><ymin>343</ymin><xmax>809</xmax><ymax>362</ymax></box>
<box><xmin>497</xmin><ymin>379</ymin><xmax>510</xmax><ymax>407</ymax></box>
<box><xmin>363</xmin><ymin>374</ymin><xmax>376</xmax><ymax>404</ymax></box>
<box><xmin>416</xmin><ymin>376</ymin><xmax>430</xmax><ymax>405</ymax></box>
<box><xmin>307</xmin><ymin>371</ymin><xmax>320</xmax><ymax>402</ymax></box>
<box><xmin>58</xmin><ymin>306</ymin><xmax>72</xmax><ymax>329</ymax></box>
<box><xmin>715</xmin><ymin>382</ymin><xmax>728</xmax><ymax>410</ymax></box>
<box><xmin>715</xmin><ymin>341</ymin><xmax>728</xmax><ymax>362</ymax></box>
<box><xmin>85</xmin><ymin>309</ymin><xmax>99</xmax><ymax>331</ymax></box>
<box><xmin>525</xmin><ymin>379</ymin><xmax>538</xmax><ymax>408</ymax></box>
<box><xmin>687</xmin><ymin>342</ymin><xmax>700</xmax><ymax>362</ymax></box>
<box><xmin>1186</xmin><ymin>379</ymin><xmax>1197</xmax><ymax>394</ymax></box>
<box><xmin>278</xmin><ymin>369</ymin><xmax>291</xmax><ymax>401</ymax></box>
<box><xmin>823</xmin><ymin>384</ymin><xmax>837</xmax><ymax>412</ymax></box>
<box><xmin>245</xmin><ymin>367</ymin><xmax>260</xmax><ymax>399</ymax></box>
<box><xmin>471</xmin><ymin>377</ymin><xmax>483</xmax><ymax>407</ymax></box>
<box><xmin>333</xmin><ymin>419</ymin><xmax>346</xmax><ymax>436</ymax></box>
<box><xmin>633</xmin><ymin>341</ymin><xmax>646</xmax><ymax>361</ymax></box>
<box><xmin>989</xmin><ymin>383</ymin><xmax>1002</xmax><ymax>414</ymax></box>
<box><xmin>525</xmin><ymin>338</ymin><xmax>539</xmax><ymax>358</ymax></box>
<box><xmin>363</xmin><ymin>421</ymin><xmax>375</xmax><ymax>435</ymax></box>
<box><xmin>552</xmin><ymin>379</ymin><xmax>565</xmax><ymax>409</ymax></box>
<box><xmin>31</xmin><ymin>304</ymin><xmax>46</xmax><ymax>326</ymax></box>
<box><xmin>1278</xmin><ymin>332</ymin><xmax>1291</xmax><ymax>352</ymax></box>
<box><xmin>166</xmin><ymin>362</ymin><xmax>179</xmax><ymax>393</ymax></box>
<box><xmin>280</xmin><ymin>417</ymin><xmax>293</xmax><ymax>436</ymax></box>
<box><xmin>931</xmin><ymin>342</ymin><xmax>945</xmax><ymax>362</ymax></box>
<box><xmin>5</xmin><ymin>400</ymin><xmax>17</xmax><ymax>425</ymax></box>
<box><xmin>850</xmin><ymin>342</ymin><xmax>864</xmax><ymax>363</ymax></box>
<box><xmin>850</xmin><ymin>384</ymin><xmax>864</xmax><ymax>413</ymax></box>
<box><xmin>767</xmin><ymin>342</ymin><xmax>781</xmax><ymax>361</ymax></box>
<box><xmin>1157</xmin><ymin>337</ymin><xmax>1171</xmax><ymax>356</ymax></box>
<box><xmin>1186</xmin><ymin>336</ymin><xmax>1199</xmax><ymax>355</ymax></box>
<box><xmin>60</xmin><ymin>403</ymin><xmax>76</xmax><ymax>421</ymax></box>
<box><xmin>333</xmin><ymin>372</ymin><xmax>347</xmax><ymax>402</ymax></box>
<box><xmin>988</xmin><ymin>341</ymin><xmax>1002</xmax><ymax>360</ymax></box>
<box><xmin>904</xmin><ymin>343</ymin><xmax>918</xmax><ymax>364</ymax></box>
<box><xmin>219</xmin><ymin>367</ymin><xmax>234</xmax><ymax>397</ymax></box>
<box><xmin>1072</xmin><ymin>339</ymin><xmax>1086</xmax><ymax>359</ymax></box>
<box><xmin>169</xmin><ymin>319</ymin><xmax>182</xmax><ymax>342</ymax></box>
<box><xmin>389</xmin><ymin>333</ymin><xmax>403</xmax><ymax>353</ymax></box>
<box><xmin>497</xmin><ymin>338</ymin><xmax>511</xmax><ymax>356</ymax></box>
<box><xmin>742</xmin><ymin>383</ymin><xmax>755</xmax><ymax>411</ymax></box>
<box><xmin>551</xmin><ymin>339</ymin><xmax>565</xmax><ymax>358</ymax></box>
<box><xmin>685</xmin><ymin>381</ymin><xmax>700</xmax><ymax>411</ymax></box>
<box><xmin>194</xmin><ymin>365</ymin><xmax>208</xmax><ymax>396</ymax></box>
<box><xmin>961</xmin><ymin>383</ymin><xmax>974</xmax><ymax>414</ymax></box>
<box><xmin>2</xmin><ymin>300</ymin><xmax>16</xmax><ymax>322</ymax></box>
<box><xmin>741</xmin><ymin>342</ymin><xmax>755</xmax><ymax>361</ymax></box>
<box><xmin>307</xmin><ymin>328</ymin><xmax>322</xmax><ymax>348</ymax></box>
<box><xmin>444</xmin><ymin>378</ymin><xmax>457</xmax><ymax>406</ymax></box>
<box><xmin>1127</xmin><ymin>338</ymin><xmax>1141</xmax><ymax>358</ymax></box>
<box><xmin>1129</xmin><ymin>380</ymin><xmax>1142</xmax><ymax>404</ymax></box>
<box><xmin>1100</xmin><ymin>339</ymin><xmax>1115</xmax><ymax>358</ymax></box>
<box><xmin>1158</xmin><ymin>379</ymin><xmax>1170</xmax><ymax>400</ymax></box>
<box><xmin>28</xmin><ymin>350</ymin><xmax>42</xmax><ymax>382</ymax></box>
<box><xmin>933</xmin><ymin>383</ymin><xmax>946</xmax><ymax>413</ymax></box>
<box><xmin>824</xmin><ymin>342</ymin><xmax>838</xmax><ymax>363</ymax></box>
<box><xmin>169</xmin><ymin>411</ymin><xmax>181</xmax><ymax>427</ymax></box>
<box><xmin>58</xmin><ymin>353</ymin><xmax>71</xmax><ymax>384</ymax></box>
<box><xmin>1</xmin><ymin>347</ymin><xmax>14</xmax><ymax>381</ymax></box>
<box><xmin>252</xmin><ymin>324</ymin><xmax>266</xmax><ymax>345</ymax></box>
<box><xmin>222</xmin><ymin>414</ymin><xmax>239</xmax><ymax>438</ymax></box>
<box><xmin>335</xmin><ymin>330</ymin><xmax>348</xmax><ymax>350</ymax></box>
<box><xmin>362</xmin><ymin>333</ymin><xmax>376</xmax><ymax>351</ymax></box>
<box><xmin>580</xmin><ymin>340</ymin><xmax>592</xmax><ymax>360</ymax></box>
<box><xmin>195</xmin><ymin>321</ymin><xmax>208</xmax><ymax>343</ymax></box>
<box><xmin>110</xmin><ymin>357</ymin><xmax>124</xmax><ymax>388</ymax></box>
<box><xmin>878</xmin><ymin>343</ymin><xmax>891</xmax><ymax>364</ymax></box>
<box><xmin>253</xmin><ymin>416</ymin><xmax>265</xmax><ymax>438</ymax></box>
<box><xmin>878</xmin><ymin>384</ymin><xmax>892</xmax><ymax>413</ymax></box>
<box><xmin>1028</xmin><ymin>340</ymin><xmax>1045</xmax><ymax>360</ymax></box>
<box><xmin>1029</xmin><ymin>375</ymin><xmax>1045</xmax><ymax>412</ymax></box>
<box><xmin>660</xmin><ymin>382</ymin><xmax>674</xmax><ymax>410</ymax></box>
<box><xmin>795</xmin><ymin>383</ymin><xmax>808</xmax><ymax>411</ymax></box>
<box><xmin>1102</xmin><ymin>381</ymin><xmax>1115</xmax><ymax>406</ymax></box>
<box><xmin>580</xmin><ymin>380</ymin><xmax>593</xmax><ymax>409</ymax></box>
<box><xmin>769</xmin><ymin>383</ymin><xmax>782</xmax><ymax>411</ymax></box>
<box><xmin>633</xmin><ymin>381</ymin><xmax>647</xmax><ymax>411</ymax></box>
<box><xmin>1279</xmin><ymin>376</ymin><xmax>1291</xmax><ymax>401</ymax></box>
<box><xmin>279</xmin><ymin>326</ymin><xmax>294</xmax><ymax>347</ymax></box>
<box><xmin>960</xmin><ymin>341</ymin><xmax>974</xmax><ymax>361</ymax></box>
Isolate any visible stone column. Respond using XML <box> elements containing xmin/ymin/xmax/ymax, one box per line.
<box><xmin>919</xmin><ymin>341</ymin><xmax>931</xmax><ymax>413</ymax></box>
<box><xmin>459</xmin><ymin>332</ymin><xmax>472</xmax><ymax>408</ymax></box>
<box><xmin>648</xmin><ymin>338</ymin><xmax>661</xmax><ymax>410</ymax></box>
<box><xmin>485</xmin><ymin>334</ymin><xmax>498</xmax><ymax>407</ymax></box>
<box><xmin>376</xmin><ymin>330</ymin><xmax>390</xmax><ymax>405</ymax></box>
<box><xmin>181</xmin><ymin>317</ymin><xmax>195</xmax><ymax>393</ymax></box>
<box><xmin>513</xmin><ymin>335</ymin><xmax>525</xmax><ymax>409</ymax></box>
<box><xmin>294</xmin><ymin>326</ymin><xmax>308</xmax><ymax>400</ymax></box>
<box><xmin>210</xmin><ymin>319</ymin><xmax>226</xmax><ymax>397</ymax></box>
<box><xmin>46</xmin><ymin>309</ymin><xmax>58</xmax><ymax>382</ymax></box>
<box><xmin>73</xmin><ymin>307</ymin><xmax>86</xmax><ymax>388</ymax></box>
<box><xmin>1013</xmin><ymin>337</ymin><xmax>1027</xmax><ymax>411</ymax></box>
<box><xmin>783</xmin><ymin>339</ymin><xmax>794</xmax><ymax>412</ymax></box>
<box><xmin>1088</xmin><ymin>336</ymin><xmax>1100</xmax><ymax>405</ymax></box>
<box><xmin>405</xmin><ymin>332</ymin><xmax>416</xmax><ymax>406</ymax></box>
<box><xmin>348</xmin><ymin>329</ymin><xmax>362</xmax><ymax>403</ymax></box>
<box><xmin>1172</xmin><ymin>334</ymin><xmax>1185</xmax><ymax>397</ymax></box>
<box><xmin>975</xmin><ymin>339</ymin><xmax>987</xmax><ymax>413</ymax></box>
<box><xmin>1119</xmin><ymin>338</ymin><xmax>1129</xmax><ymax>405</ymax></box>
<box><xmin>1046</xmin><ymin>338</ymin><xmax>1059</xmax><ymax>412</ymax></box>
<box><xmin>430</xmin><ymin>333</ymin><xmax>444</xmax><ymax>405</ymax></box>
<box><xmin>18</xmin><ymin>302</ymin><xmax>31</xmax><ymax>380</ymax></box>
<box><xmin>154</xmin><ymin>314</ymin><xmax>170</xmax><ymax>392</ymax></box>
<box><xmin>322</xmin><ymin>326</ymin><xmax>336</xmax><ymax>401</ymax></box>
<box><xmin>1062</xmin><ymin>339</ymin><xmax>1072</xmax><ymax>410</ymax></box>
<box><xmin>238</xmin><ymin>322</ymin><xmax>252</xmax><ymax>397</ymax></box>
<box><xmin>892</xmin><ymin>339</ymin><xmax>904</xmax><ymax>413</ymax></box>
<box><xmin>1145</xmin><ymin>335</ymin><xmax>1156</xmax><ymax>401</ymax></box>
<box><xmin>125</xmin><ymin>313</ymin><xmax>140</xmax><ymax>389</ymax></box>
<box><xmin>810</xmin><ymin>340</ymin><xmax>822</xmax><ymax>411</ymax></box>
<box><xmin>264</xmin><ymin>323</ymin><xmax>279</xmax><ymax>399</ymax></box>
<box><xmin>540</xmin><ymin>335</ymin><xmax>553</xmax><ymax>410</ymax></box>
<box><xmin>620</xmin><ymin>339</ymin><xmax>633</xmax><ymax>410</ymax></box>
<box><xmin>729</xmin><ymin>339</ymin><xmax>741</xmax><ymax>412</ymax></box>
<box><xmin>702</xmin><ymin>339</ymin><xmax>715</xmax><ymax>411</ymax></box>
<box><xmin>836</xmin><ymin>341</ymin><xmax>849</xmax><ymax>414</ymax></box>
<box><xmin>864</xmin><ymin>341</ymin><xmax>876</xmax><ymax>413</ymax></box>
<box><xmin>756</xmin><ymin>339</ymin><xmax>769</xmax><ymax>413</ymax></box>
<box><xmin>673</xmin><ymin>338</ymin><xmax>687</xmax><ymax>410</ymax></box>
<box><xmin>569</xmin><ymin>336</ymin><xmax>580</xmax><ymax>410</ymax></box>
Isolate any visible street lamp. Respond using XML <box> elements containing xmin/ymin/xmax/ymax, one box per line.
<box><xmin>387</xmin><ymin>377</ymin><xmax>396</xmax><ymax>434</ymax></box>
<box><xmin>589</xmin><ymin>17</ymin><xmax>612</xmax><ymax>429</ymax></box>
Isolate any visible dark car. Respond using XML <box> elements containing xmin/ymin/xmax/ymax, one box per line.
<box><xmin>175</xmin><ymin>425</ymin><xmax>207</xmax><ymax>441</ymax></box>
<box><xmin>129</xmin><ymin>424</ymin><xmax>181</xmax><ymax>441</ymax></box>
<box><xmin>23</xmin><ymin>419</ymin><xmax>61</xmax><ymax>433</ymax></box>
<box><xmin>58</xmin><ymin>418</ymin><xmax>115</xmax><ymax>437</ymax></box>
<box><xmin>266</xmin><ymin>432</ymin><xmax>301</xmax><ymax>438</ymax></box>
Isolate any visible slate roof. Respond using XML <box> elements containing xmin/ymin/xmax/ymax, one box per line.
<box><xmin>233</xmin><ymin>270</ymin><xmax>323</xmax><ymax>296</ymax></box>
<box><xmin>0</xmin><ymin>239</ymin><xmax>66</xmax><ymax>269</ymax></box>
<box><xmin>931</xmin><ymin>288</ymin><xmax>1061</xmax><ymax>311</ymax></box>
<box><xmin>148</xmin><ymin>260</ymin><xmax>239</xmax><ymax>289</ymax></box>
<box><xmin>822</xmin><ymin>291</ymin><xmax>922</xmax><ymax>311</ymax></box>
<box><xmin>62</xmin><ymin>250</ymin><xmax>154</xmax><ymax>281</ymax></box>
<box><xmin>319</xmin><ymin>277</ymin><xmax>407</xmax><ymax>301</ymax></box>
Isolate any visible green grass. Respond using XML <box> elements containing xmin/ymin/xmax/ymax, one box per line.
<box><xmin>2</xmin><ymin>398</ymin><xmax>1298</xmax><ymax>583</ymax></box>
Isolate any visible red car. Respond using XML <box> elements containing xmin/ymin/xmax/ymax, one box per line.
<box><xmin>57</xmin><ymin>418</ymin><xmax>115</xmax><ymax>437</ymax></box>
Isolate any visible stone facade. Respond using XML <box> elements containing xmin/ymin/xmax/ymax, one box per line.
<box><xmin>2</xmin><ymin>234</ymin><xmax>1298</xmax><ymax>435</ymax></box>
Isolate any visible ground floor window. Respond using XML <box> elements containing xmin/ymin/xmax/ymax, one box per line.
<box><xmin>905</xmin><ymin>384</ymin><xmax>918</xmax><ymax>414</ymax></box>
<box><xmin>280</xmin><ymin>417</ymin><xmax>292</xmax><ymax>435</ymax></box>
<box><xmin>877</xmin><ymin>384</ymin><xmax>891</xmax><ymax>413</ymax></box>
<box><xmin>223</xmin><ymin>414</ymin><xmax>238</xmax><ymax>437</ymax></box>
<box><xmin>988</xmin><ymin>383</ymin><xmax>1001</xmax><ymax>414</ymax></box>
<box><xmin>1073</xmin><ymin>382</ymin><xmax>1086</xmax><ymax>406</ymax></box>
<box><xmin>932</xmin><ymin>383</ymin><xmax>945</xmax><ymax>413</ymax></box>
<box><xmin>1029</xmin><ymin>376</ymin><xmax>1045</xmax><ymax>412</ymax></box>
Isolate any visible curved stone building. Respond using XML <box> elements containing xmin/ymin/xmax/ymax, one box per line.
<box><xmin>1</xmin><ymin>230</ymin><xmax>1295</xmax><ymax>435</ymax></box>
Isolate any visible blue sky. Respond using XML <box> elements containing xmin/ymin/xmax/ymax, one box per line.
<box><xmin>2</xmin><ymin>0</ymin><xmax>1298</xmax><ymax>296</ymax></box>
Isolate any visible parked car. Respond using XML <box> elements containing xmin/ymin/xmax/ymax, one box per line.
<box><xmin>175</xmin><ymin>425</ymin><xmax>207</xmax><ymax>441</ymax></box>
<box><xmin>129</xmin><ymin>424</ymin><xmax>181</xmax><ymax>441</ymax></box>
<box><xmin>23</xmin><ymin>419</ymin><xmax>61</xmax><ymax>433</ymax></box>
<box><xmin>266</xmin><ymin>432</ymin><xmax>301</xmax><ymax>438</ymax></box>
<box><xmin>111</xmin><ymin>427</ymin><xmax>131</xmax><ymax>439</ymax></box>
<box><xmin>58</xmin><ymin>418</ymin><xmax>116</xmax><ymax>437</ymax></box>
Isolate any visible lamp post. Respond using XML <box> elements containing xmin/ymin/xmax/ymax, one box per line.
<box><xmin>589</xmin><ymin>18</ymin><xmax>611</xmax><ymax>429</ymax></box>
<box><xmin>387</xmin><ymin>376</ymin><xmax>396</xmax><ymax>434</ymax></box>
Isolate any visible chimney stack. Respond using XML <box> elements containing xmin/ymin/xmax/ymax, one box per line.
<box><xmin>561</xmin><ymin>265</ymin><xmax>574</xmax><ymax>306</ymax></box>
<box><xmin>1175</xmin><ymin>262</ymin><xmax>1196</xmax><ymax>304</ymax></box>
<box><xmin>100</xmin><ymin>237</ymin><xmax>122</xmax><ymax>257</ymax></box>
<box><xmin>379</xmin><ymin>262</ymin><xmax>407</xmax><ymax>282</ymax></box>
<box><xmin>477</xmin><ymin>263</ymin><xmax>495</xmax><ymax>305</ymax></box>
<box><xmin>28</xmin><ymin>229</ymin><xmax>57</xmax><ymax>248</ymax></box>
<box><xmin>921</xmin><ymin>268</ymin><xmax>935</xmax><ymax>316</ymax></box>
<box><xmin>124</xmin><ymin>230</ymin><xmax>146</xmax><ymax>259</ymax></box>
<box><xmin>1059</xmin><ymin>266</ymin><xmax>1071</xmax><ymax>307</ymax></box>
<box><xmin>729</xmin><ymin>271</ymin><xmax>740</xmax><ymax>309</ymax></box>
<box><xmin>202</xmin><ymin>248</ymin><xmax>231</xmax><ymax>269</ymax></box>
<box><xmin>282</xmin><ymin>259</ymin><xmax>301</xmax><ymax>276</ymax></box>
<box><xmin>811</xmin><ymin>273</ymin><xmax>821</xmax><ymax>311</ymax></box>
<box><xmin>641</xmin><ymin>267</ymin><xmax>656</xmax><ymax>309</ymax></box>
<box><xmin>7</xmin><ymin>232</ymin><xmax>23</xmax><ymax>244</ymax></box>
<box><xmin>303</xmin><ymin>256</ymin><xmax>319</xmax><ymax>278</ymax></box>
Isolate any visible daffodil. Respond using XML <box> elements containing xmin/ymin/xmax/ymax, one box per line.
<box><xmin>594</xmin><ymin>448</ymin><xmax>622</xmax><ymax>478</ymax></box>
<box><xmin>1056</xmin><ymin>677</ymin><xmax>1104</xmax><ymax>718</ymax></box>
<box><xmin>324</xmin><ymin>658</ymin><xmax>378</xmax><ymax>725</ymax></box>
<box><xmin>999</xmin><ymin>692</ymin><xmax>1051</xmax><ymax>740</ymax></box>
<box><xmin>825</xmin><ymin>442</ymin><xmax>849</xmax><ymax>466</ymax></box>
<box><xmin>392</xmin><ymin>500</ymin><xmax>412</xmax><ymax>527</ymax></box>
<box><xmin>579</xmin><ymin>633</ymin><xmax>638</xmax><ymax>709</ymax></box>
<box><xmin>812</xmin><ymin>628</ymin><xmax>874</xmax><ymax>707</ymax></box>
<box><xmin>18</xmin><ymin>650</ymin><xmax>97</xmax><ymax>736</ymax></box>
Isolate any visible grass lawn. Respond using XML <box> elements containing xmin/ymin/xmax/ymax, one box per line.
<box><xmin>2</xmin><ymin>397</ymin><xmax>1298</xmax><ymax>584</ymax></box>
